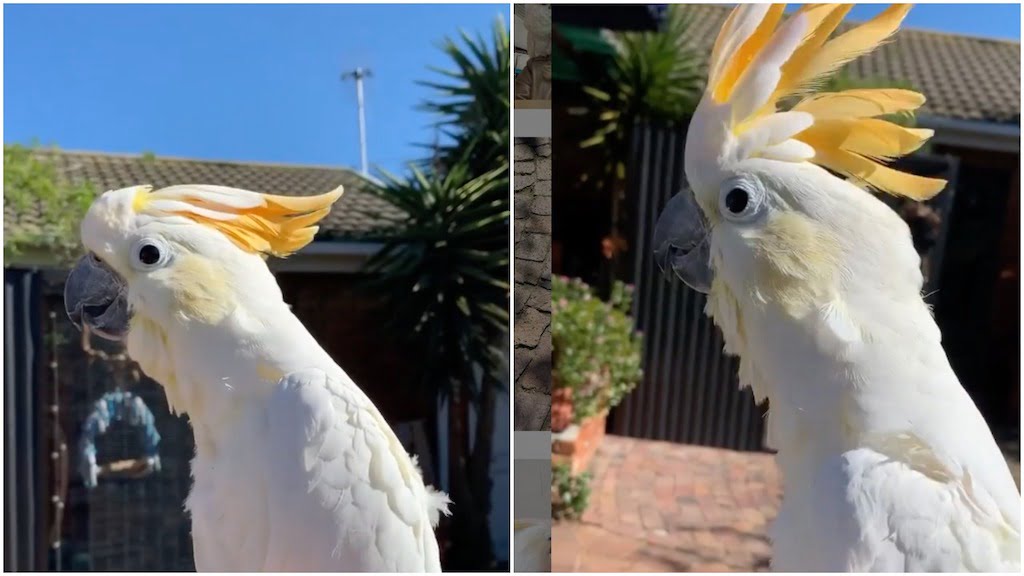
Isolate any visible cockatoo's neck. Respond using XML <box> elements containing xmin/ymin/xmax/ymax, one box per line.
<box><xmin>714</xmin><ymin>271</ymin><xmax>956</xmax><ymax>464</ymax></box>
<box><xmin>127</xmin><ymin>290</ymin><xmax>337</xmax><ymax>455</ymax></box>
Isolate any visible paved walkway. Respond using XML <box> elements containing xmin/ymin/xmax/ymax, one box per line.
<box><xmin>514</xmin><ymin>138</ymin><xmax>553</xmax><ymax>431</ymax></box>
<box><xmin>553</xmin><ymin>436</ymin><xmax>781</xmax><ymax>572</ymax></box>
<box><xmin>553</xmin><ymin>435</ymin><xmax>1022</xmax><ymax>572</ymax></box>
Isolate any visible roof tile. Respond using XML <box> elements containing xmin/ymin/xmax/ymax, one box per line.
<box><xmin>5</xmin><ymin>149</ymin><xmax>405</xmax><ymax>242</ymax></box>
<box><xmin>681</xmin><ymin>5</ymin><xmax>1020</xmax><ymax>124</ymax></box>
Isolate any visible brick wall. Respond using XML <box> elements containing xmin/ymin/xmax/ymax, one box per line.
<box><xmin>277</xmin><ymin>273</ymin><xmax>433</xmax><ymax>424</ymax></box>
<box><xmin>514</xmin><ymin>138</ymin><xmax>552</xmax><ymax>431</ymax></box>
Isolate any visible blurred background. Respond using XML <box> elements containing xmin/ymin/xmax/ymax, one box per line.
<box><xmin>514</xmin><ymin>4</ymin><xmax>552</xmax><ymax>101</ymax></box>
<box><xmin>548</xmin><ymin>3</ymin><xmax>1020</xmax><ymax>572</ymax></box>
<box><xmin>4</xmin><ymin>3</ymin><xmax>510</xmax><ymax>571</ymax></box>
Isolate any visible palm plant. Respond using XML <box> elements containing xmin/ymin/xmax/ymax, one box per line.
<box><xmin>359</xmin><ymin>15</ymin><xmax>510</xmax><ymax>570</ymax></box>
<box><xmin>361</xmin><ymin>159</ymin><xmax>509</xmax><ymax>394</ymax></box>
<box><xmin>563</xmin><ymin>5</ymin><xmax>703</xmax><ymax>289</ymax></box>
<box><xmin>579</xmin><ymin>5</ymin><xmax>704</xmax><ymax>179</ymax></box>
<box><xmin>419</xmin><ymin>17</ymin><xmax>510</xmax><ymax>175</ymax></box>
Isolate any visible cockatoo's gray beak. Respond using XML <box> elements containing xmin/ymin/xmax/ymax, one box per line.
<box><xmin>653</xmin><ymin>189</ymin><xmax>713</xmax><ymax>294</ymax></box>
<box><xmin>64</xmin><ymin>254</ymin><xmax>131</xmax><ymax>341</ymax></box>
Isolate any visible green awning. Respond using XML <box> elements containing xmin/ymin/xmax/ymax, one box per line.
<box><xmin>553</xmin><ymin>24</ymin><xmax>617</xmax><ymax>83</ymax></box>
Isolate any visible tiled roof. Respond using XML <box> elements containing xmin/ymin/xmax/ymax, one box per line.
<box><xmin>5</xmin><ymin>149</ymin><xmax>405</xmax><ymax>243</ymax></box>
<box><xmin>681</xmin><ymin>5</ymin><xmax>1021</xmax><ymax>125</ymax></box>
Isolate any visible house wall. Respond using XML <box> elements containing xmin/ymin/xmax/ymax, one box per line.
<box><xmin>514</xmin><ymin>139</ymin><xmax>553</xmax><ymax>431</ymax></box>
<box><xmin>930</xmin><ymin>145</ymin><xmax>1021</xmax><ymax>436</ymax></box>
<box><xmin>276</xmin><ymin>273</ymin><xmax>433</xmax><ymax>424</ymax></box>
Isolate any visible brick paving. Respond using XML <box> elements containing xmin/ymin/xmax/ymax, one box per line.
<box><xmin>514</xmin><ymin>138</ymin><xmax>552</xmax><ymax>431</ymax></box>
<box><xmin>553</xmin><ymin>435</ymin><xmax>1022</xmax><ymax>572</ymax></box>
<box><xmin>552</xmin><ymin>435</ymin><xmax>781</xmax><ymax>572</ymax></box>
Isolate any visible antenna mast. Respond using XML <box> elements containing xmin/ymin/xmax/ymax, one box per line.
<box><xmin>341</xmin><ymin>67</ymin><xmax>372</xmax><ymax>175</ymax></box>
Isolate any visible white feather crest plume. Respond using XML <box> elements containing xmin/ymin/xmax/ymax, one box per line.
<box><xmin>133</xmin><ymin>184</ymin><xmax>344</xmax><ymax>257</ymax></box>
<box><xmin>695</xmin><ymin>3</ymin><xmax>946</xmax><ymax>200</ymax></box>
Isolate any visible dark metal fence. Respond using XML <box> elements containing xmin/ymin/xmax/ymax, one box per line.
<box><xmin>5</xmin><ymin>268</ymin><xmax>195</xmax><ymax>571</ymax></box>
<box><xmin>611</xmin><ymin>121</ymin><xmax>960</xmax><ymax>451</ymax></box>
<box><xmin>5</xmin><ymin>269</ymin><xmax>44</xmax><ymax>571</ymax></box>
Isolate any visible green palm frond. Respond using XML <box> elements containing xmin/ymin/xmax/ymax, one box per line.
<box><xmin>360</xmin><ymin>150</ymin><xmax>509</xmax><ymax>399</ymax></box>
<box><xmin>570</xmin><ymin>6</ymin><xmax>704</xmax><ymax>188</ymax></box>
<box><xmin>581</xmin><ymin>6</ymin><xmax>703</xmax><ymax>151</ymax></box>
<box><xmin>419</xmin><ymin>17</ymin><xmax>510</xmax><ymax>175</ymax></box>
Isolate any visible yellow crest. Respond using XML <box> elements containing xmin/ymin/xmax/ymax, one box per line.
<box><xmin>705</xmin><ymin>4</ymin><xmax>945</xmax><ymax>200</ymax></box>
<box><xmin>135</xmin><ymin>185</ymin><xmax>344</xmax><ymax>257</ymax></box>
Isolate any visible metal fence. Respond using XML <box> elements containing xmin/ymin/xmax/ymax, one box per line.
<box><xmin>5</xmin><ymin>269</ymin><xmax>195</xmax><ymax>571</ymax></box>
<box><xmin>5</xmin><ymin>268</ymin><xmax>460</xmax><ymax>571</ymax></box>
<box><xmin>5</xmin><ymin>269</ymin><xmax>44</xmax><ymax>571</ymax></box>
<box><xmin>611</xmin><ymin>121</ymin><xmax>960</xmax><ymax>451</ymax></box>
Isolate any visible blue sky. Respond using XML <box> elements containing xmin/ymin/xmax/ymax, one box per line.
<box><xmin>4</xmin><ymin>3</ymin><xmax>507</xmax><ymax>175</ymax></box>
<box><xmin>4</xmin><ymin>3</ymin><xmax>1017</xmax><ymax>175</ymax></box>
<box><xmin>839</xmin><ymin>4</ymin><xmax>1019</xmax><ymax>40</ymax></box>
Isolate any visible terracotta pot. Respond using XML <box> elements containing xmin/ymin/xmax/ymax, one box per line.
<box><xmin>551</xmin><ymin>387</ymin><xmax>573</xmax><ymax>433</ymax></box>
<box><xmin>552</xmin><ymin>410</ymin><xmax>608</xmax><ymax>476</ymax></box>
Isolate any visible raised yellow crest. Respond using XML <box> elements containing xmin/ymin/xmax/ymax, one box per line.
<box><xmin>705</xmin><ymin>4</ymin><xmax>946</xmax><ymax>200</ymax></box>
<box><xmin>134</xmin><ymin>185</ymin><xmax>344</xmax><ymax>257</ymax></box>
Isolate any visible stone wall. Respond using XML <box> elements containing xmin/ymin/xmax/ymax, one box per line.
<box><xmin>514</xmin><ymin>138</ymin><xmax>552</xmax><ymax>430</ymax></box>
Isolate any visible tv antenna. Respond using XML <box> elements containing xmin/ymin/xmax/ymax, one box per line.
<box><xmin>341</xmin><ymin>67</ymin><xmax>372</xmax><ymax>175</ymax></box>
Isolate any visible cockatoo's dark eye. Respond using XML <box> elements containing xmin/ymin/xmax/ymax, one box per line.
<box><xmin>718</xmin><ymin>176</ymin><xmax>765</xmax><ymax>223</ymax></box>
<box><xmin>725</xmin><ymin>188</ymin><xmax>749</xmax><ymax>214</ymax></box>
<box><xmin>130</xmin><ymin>237</ymin><xmax>171</xmax><ymax>271</ymax></box>
<box><xmin>138</xmin><ymin>244</ymin><xmax>161</xmax><ymax>265</ymax></box>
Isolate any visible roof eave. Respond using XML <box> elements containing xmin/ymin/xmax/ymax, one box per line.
<box><xmin>5</xmin><ymin>240</ymin><xmax>382</xmax><ymax>274</ymax></box>
<box><xmin>918</xmin><ymin>115</ymin><xmax>1021</xmax><ymax>154</ymax></box>
<box><xmin>268</xmin><ymin>240</ymin><xmax>382</xmax><ymax>274</ymax></box>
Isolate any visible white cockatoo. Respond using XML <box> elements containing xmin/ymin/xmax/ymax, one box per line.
<box><xmin>653</xmin><ymin>4</ymin><xmax>1020</xmax><ymax>571</ymax></box>
<box><xmin>64</xmin><ymin>184</ymin><xmax>451</xmax><ymax>571</ymax></box>
<box><xmin>513</xmin><ymin>519</ymin><xmax>551</xmax><ymax>572</ymax></box>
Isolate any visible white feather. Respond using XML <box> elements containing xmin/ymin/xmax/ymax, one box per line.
<box><xmin>153</xmin><ymin>184</ymin><xmax>267</xmax><ymax>209</ymax></box>
<box><xmin>736</xmin><ymin>111</ymin><xmax>814</xmax><ymax>161</ymax></box>
<box><xmin>758</xmin><ymin>139</ymin><xmax>816</xmax><ymax>162</ymax></box>
<box><xmin>710</xmin><ymin>4</ymin><xmax>771</xmax><ymax>84</ymax></box>
<box><xmin>514</xmin><ymin>520</ymin><xmax>551</xmax><ymax>573</ymax></box>
<box><xmin>730</xmin><ymin>12</ymin><xmax>809</xmax><ymax>123</ymax></box>
<box><xmin>701</xmin><ymin>166</ymin><xmax>1022</xmax><ymax>571</ymax></box>
<box><xmin>146</xmin><ymin>199</ymin><xmax>238</xmax><ymax>220</ymax></box>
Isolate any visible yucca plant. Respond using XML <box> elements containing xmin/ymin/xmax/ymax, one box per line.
<box><xmin>419</xmin><ymin>17</ymin><xmax>510</xmax><ymax>175</ymax></box>
<box><xmin>361</xmin><ymin>158</ymin><xmax>510</xmax><ymax>387</ymax></box>
<box><xmin>563</xmin><ymin>5</ymin><xmax>703</xmax><ymax>290</ymax></box>
<box><xmin>359</xmin><ymin>16</ymin><xmax>510</xmax><ymax>571</ymax></box>
<box><xmin>580</xmin><ymin>5</ymin><xmax>704</xmax><ymax>180</ymax></box>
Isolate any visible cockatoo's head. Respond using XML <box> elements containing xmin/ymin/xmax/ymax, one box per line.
<box><xmin>64</xmin><ymin>184</ymin><xmax>342</xmax><ymax>340</ymax></box>
<box><xmin>654</xmin><ymin>4</ymin><xmax>945</xmax><ymax>308</ymax></box>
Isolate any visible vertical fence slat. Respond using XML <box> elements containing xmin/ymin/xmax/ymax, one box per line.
<box><xmin>612</xmin><ymin>122</ymin><xmax>766</xmax><ymax>451</ymax></box>
<box><xmin>5</xmin><ymin>269</ymin><xmax>42</xmax><ymax>571</ymax></box>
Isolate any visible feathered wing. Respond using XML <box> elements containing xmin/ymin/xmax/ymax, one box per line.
<box><xmin>845</xmin><ymin>434</ymin><xmax>1020</xmax><ymax>571</ymax></box>
<box><xmin>263</xmin><ymin>368</ymin><xmax>450</xmax><ymax>572</ymax></box>
<box><xmin>701</xmin><ymin>3</ymin><xmax>946</xmax><ymax>199</ymax></box>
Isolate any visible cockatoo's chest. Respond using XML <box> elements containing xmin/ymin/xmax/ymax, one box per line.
<box><xmin>185</xmin><ymin>406</ymin><xmax>273</xmax><ymax>572</ymax></box>
<box><xmin>710</xmin><ymin>281</ymin><xmax>857</xmax><ymax>429</ymax></box>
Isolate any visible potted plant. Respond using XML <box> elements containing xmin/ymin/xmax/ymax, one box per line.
<box><xmin>550</xmin><ymin>276</ymin><xmax>643</xmax><ymax>474</ymax></box>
